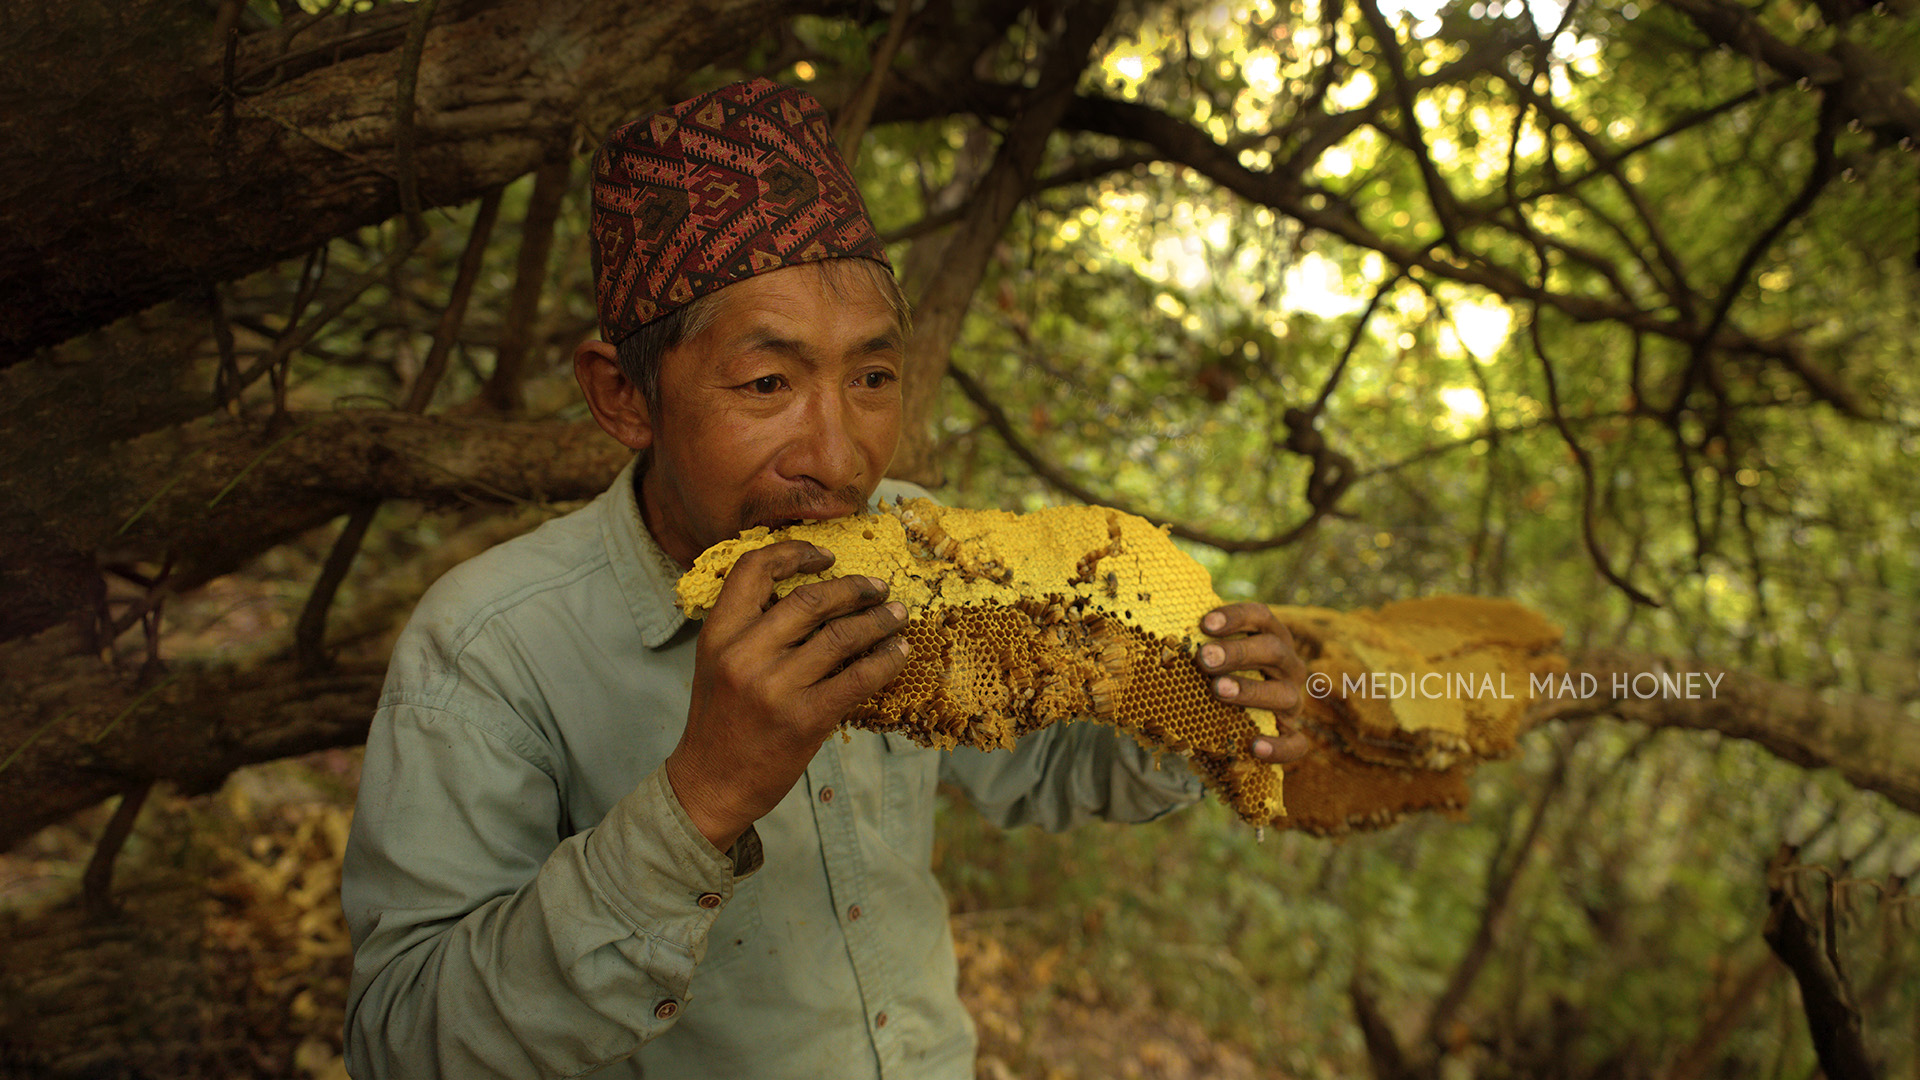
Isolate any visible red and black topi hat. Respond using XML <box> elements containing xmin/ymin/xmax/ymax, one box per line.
<box><xmin>589</xmin><ymin>78</ymin><xmax>892</xmax><ymax>344</ymax></box>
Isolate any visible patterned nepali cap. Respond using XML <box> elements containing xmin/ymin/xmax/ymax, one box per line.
<box><xmin>590</xmin><ymin>78</ymin><xmax>892</xmax><ymax>343</ymax></box>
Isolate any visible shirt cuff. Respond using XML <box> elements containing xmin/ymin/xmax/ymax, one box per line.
<box><xmin>580</xmin><ymin>764</ymin><xmax>756</xmax><ymax>937</ymax></box>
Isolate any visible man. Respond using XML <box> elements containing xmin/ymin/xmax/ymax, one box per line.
<box><xmin>342</xmin><ymin>78</ymin><xmax>1307</xmax><ymax>1079</ymax></box>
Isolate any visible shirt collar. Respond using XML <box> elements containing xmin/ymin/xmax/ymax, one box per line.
<box><xmin>599</xmin><ymin>455</ymin><xmax>691</xmax><ymax>649</ymax></box>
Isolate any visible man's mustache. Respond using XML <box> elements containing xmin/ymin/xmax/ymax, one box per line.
<box><xmin>739</xmin><ymin>485</ymin><xmax>867</xmax><ymax>526</ymax></box>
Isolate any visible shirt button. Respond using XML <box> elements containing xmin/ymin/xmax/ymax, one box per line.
<box><xmin>848</xmin><ymin>904</ymin><xmax>862</xmax><ymax>920</ymax></box>
<box><xmin>697</xmin><ymin>892</ymin><xmax>722</xmax><ymax>909</ymax></box>
<box><xmin>819</xmin><ymin>787</ymin><xmax>834</xmax><ymax>803</ymax></box>
<box><xmin>654</xmin><ymin>1000</ymin><xmax>679</xmax><ymax>1020</ymax></box>
<box><xmin>876</xmin><ymin>1012</ymin><xmax>888</xmax><ymax>1028</ymax></box>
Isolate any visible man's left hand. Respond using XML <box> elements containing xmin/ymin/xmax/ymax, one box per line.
<box><xmin>1198</xmin><ymin>602</ymin><xmax>1312</xmax><ymax>764</ymax></box>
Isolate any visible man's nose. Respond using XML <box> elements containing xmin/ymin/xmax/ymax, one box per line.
<box><xmin>787</xmin><ymin>388</ymin><xmax>866</xmax><ymax>491</ymax></box>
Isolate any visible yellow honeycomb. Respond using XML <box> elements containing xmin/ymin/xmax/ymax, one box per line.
<box><xmin>678</xmin><ymin>500</ymin><xmax>1286</xmax><ymax>823</ymax></box>
<box><xmin>677</xmin><ymin>503</ymin><xmax>1565</xmax><ymax>833</ymax></box>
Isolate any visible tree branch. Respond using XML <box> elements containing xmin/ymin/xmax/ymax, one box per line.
<box><xmin>0</xmin><ymin>0</ymin><xmax>856</xmax><ymax>362</ymax></box>
<box><xmin>948</xmin><ymin>361</ymin><xmax>1328</xmax><ymax>552</ymax></box>
<box><xmin>3</xmin><ymin>411</ymin><xmax>629</xmax><ymax>644</ymax></box>
<box><xmin>891</xmin><ymin>0</ymin><xmax>1119</xmax><ymax>483</ymax></box>
<box><xmin>482</xmin><ymin>158</ymin><xmax>571</xmax><ymax>414</ymax></box>
<box><xmin>1762</xmin><ymin>843</ymin><xmax>1881</xmax><ymax>1080</ymax></box>
<box><xmin>1530</xmin><ymin>651</ymin><xmax>1920</xmax><ymax>817</ymax></box>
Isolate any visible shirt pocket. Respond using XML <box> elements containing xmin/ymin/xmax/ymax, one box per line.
<box><xmin>880</xmin><ymin>731</ymin><xmax>939</xmax><ymax>864</ymax></box>
<box><xmin>696</xmin><ymin>871</ymin><xmax>764</xmax><ymax>973</ymax></box>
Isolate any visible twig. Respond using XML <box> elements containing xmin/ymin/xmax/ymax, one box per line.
<box><xmin>88</xmin><ymin>670</ymin><xmax>181</xmax><ymax>744</ymax></box>
<box><xmin>402</xmin><ymin>187</ymin><xmax>502</xmax><ymax>412</ymax></box>
<box><xmin>392</xmin><ymin>0</ymin><xmax>440</xmax><ymax>239</ymax></box>
<box><xmin>296</xmin><ymin>502</ymin><xmax>380</xmax><ymax>675</ymax></box>
<box><xmin>1425</xmin><ymin>735</ymin><xmax>1575</xmax><ymax>1051</ymax></box>
<box><xmin>229</xmin><ymin>234</ymin><xmax>422</xmax><ymax>396</ymax></box>
<box><xmin>1500</xmin><ymin>73</ymin><xmax>1697</xmax><ymax>321</ymax></box>
<box><xmin>1680</xmin><ymin>98</ymin><xmax>1851</xmax><ymax>416</ymax></box>
<box><xmin>299</xmin><ymin>183</ymin><xmax>496</xmax><ymax>669</ymax></box>
<box><xmin>834</xmin><ymin>0</ymin><xmax>917</xmax><ymax>164</ymax></box>
<box><xmin>1311</xmin><ymin>271</ymin><xmax>1403</xmax><ymax>416</ymax></box>
<box><xmin>483</xmin><ymin>159</ymin><xmax>571</xmax><ymax>413</ymax></box>
<box><xmin>208</xmin><ymin>283</ymin><xmax>242</xmax><ymax>410</ymax></box>
<box><xmin>947</xmin><ymin>361</ymin><xmax>1326</xmax><ymax>552</ymax></box>
<box><xmin>205</xmin><ymin>419</ymin><xmax>317</xmax><ymax>510</ymax></box>
<box><xmin>0</xmin><ymin>709</ymin><xmax>76</xmax><ymax>777</ymax></box>
<box><xmin>82</xmin><ymin>781</ymin><xmax>155</xmax><ymax>918</ymax></box>
<box><xmin>1357</xmin><ymin>0</ymin><xmax>1463</xmax><ymax>252</ymax></box>
<box><xmin>1530</xmin><ymin>309</ymin><xmax>1662</xmax><ymax>607</ymax></box>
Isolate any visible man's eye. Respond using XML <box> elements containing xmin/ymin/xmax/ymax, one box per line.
<box><xmin>747</xmin><ymin>375</ymin><xmax>786</xmax><ymax>394</ymax></box>
<box><xmin>858</xmin><ymin>371</ymin><xmax>897</xmax><ymax>389</ymax></box>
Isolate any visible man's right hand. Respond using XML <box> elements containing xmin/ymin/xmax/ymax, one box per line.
<box><xmin>664</xmin><ymin>540</ymin><xmax>912</xmax><ymax>852</ymax></box>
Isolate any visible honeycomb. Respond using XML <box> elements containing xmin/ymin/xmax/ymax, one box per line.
<box><xmin>677</xmin><ymin>500</ymin><xmax>1286</xmax><ymax>823</ymax></box>
<box><xmin>677</xmin><ymin>503</ymin><xmax>1565</xmax><ymax>833</ymax></box>
<box><xmin>1270</xmin><ymin>596</ymin><xmax>1565</xmax><ymax>835</ymax></box>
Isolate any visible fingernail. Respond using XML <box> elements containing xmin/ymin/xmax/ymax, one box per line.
<box><xmin>1200</xmin><ymin>644</ymin><xmax>1224</xmax><ymax>668</ymax></box>
<box><xmin>895</xmin><ymin>638</ymin><xmax>913</xmax><ymax>657</ymax></box>
<box><xmin>885</xmin><ymin>601</ymin><xmax>907</xmax><ymax>620</ymax></box>
<box><xmin>1203</xmin><ymin>612</ymin><xmax>1225</xmax><ymax>633</ymax></box>
<box><xmin>812</xmin><ymin>544</ymin><xmax>834</xmax><ymax>561</ymax></box>
<box><xmin>1251</xmin><ymin>737</ymin><xmax>1272</xmax><ymax>758</ymax></box>
<box><xmin>866</xmin><ymin>575</ymin><xmax>888</xmax><ymax>592</ymax></box>
<box><xmin>1216</xmin><ymin>676</ymin><xmax>1239</xmax><ymax>699</ymax></box>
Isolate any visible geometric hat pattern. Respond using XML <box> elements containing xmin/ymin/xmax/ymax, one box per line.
<box><xmin>589</xmin><ymin>78</ymin><xmax>893</xmax><ymax>343</ymax></box>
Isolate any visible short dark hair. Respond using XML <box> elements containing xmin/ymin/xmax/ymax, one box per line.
<box><xmin>612</xmin><ymin>258</ymin><xmax>912</xmax><ymax>418</ymax></box>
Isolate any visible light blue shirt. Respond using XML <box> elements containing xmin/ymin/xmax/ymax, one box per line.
<box><xmin>342</xmin><ymin>457</ymin><xmax>1202</xmax><ymax>1078</ymax></box>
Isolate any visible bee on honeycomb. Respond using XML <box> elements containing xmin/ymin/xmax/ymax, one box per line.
<box><xmin>677</xmin><ymin>501</ymin><xmax>1564</xmax><ymax>833</ymax></box>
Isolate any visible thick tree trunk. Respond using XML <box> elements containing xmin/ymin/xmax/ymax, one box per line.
<box><xmin>0</xmin><ymin>626</ymin><xmax>384</xmax><ymax>854</ymax></box>
<box><xmin>0</xmin><ymin>0</ymin><xmax>845</xmax><ymax>364</ymax></box>
<box><xmin>1</xmin><ymin>390</ymin><xmax>629</xmax><ymax>643</ymax></box>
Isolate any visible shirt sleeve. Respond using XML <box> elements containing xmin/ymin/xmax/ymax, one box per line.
<box><xmin>938</xmin><ymin>720</ymin><xmax>1204</xmax><ymax>832</ymax></box>
<box><xmin>341</xmin><ymin>702</ymin><xmax>760</xmax><ymax>1079</ymax></box>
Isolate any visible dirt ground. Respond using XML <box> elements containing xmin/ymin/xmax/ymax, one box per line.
<box><xmin>0</xmin><ymin>754</ymin><xmax>1285</xmax><ymax>1080</ymax></box>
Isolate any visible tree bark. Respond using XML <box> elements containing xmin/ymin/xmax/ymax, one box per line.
<box><xmin>0</xmin><ymin>0</ymin><xmax>847</xmax><ymax>364</ymax></box>
<box><xmin>889</xmin><ymin>0</ymin><xmax>1119</xmax><ymax>484</ymax></box>
<box><xmin>0</xmin><ymin>625</ymin><xmax>385</xmax><ymax>853</ymax></box>
<box><xmin>1529</xmin><ymin>651</ymin><xmax>1920</xmax><ymax>818</ymax></box>
<box><xmin>1</xmin><ymin>404</ymin><xmax>629</xmax><ymax>643</ymax></box>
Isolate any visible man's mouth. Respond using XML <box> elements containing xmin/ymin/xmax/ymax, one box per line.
<box><xmin>744</xmin><ymin>487</ymin><xmax>868</xmax><ymax>531</ymax></box>
<box><xmin>758</xmin><ymin>507</ymin><xmax>859</xmax><ymax>530</ymax></box>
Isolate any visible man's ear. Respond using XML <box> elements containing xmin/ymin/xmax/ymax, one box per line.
<box><xmin>574</xmin><ymin>339</ymin><xmax>653</xmax><ymax>451</ymax></box>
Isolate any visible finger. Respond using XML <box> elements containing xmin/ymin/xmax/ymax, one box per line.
<box><xmin>785</xmin><ymin>599</ymin><xmax>911</xmax><ymax>684</ymax></box>
<box><xmin>1195</xmin><ymin>632</ymin><xmax>1302</xmax><ymax>680</ymax></box>
<box><xmin>1250</xmin><ymin>729</ymin><xmax>1312</xmax><ymax>765</ymax></box>
<box><xmin>1200</xmin><ymin>601</ymin><xmax>1283</xmax><ymax>638</ymax></box>
<box><xmin>753</xmin><ymin>572</ymin><xmax>892</xmax><ymax>648</ymax></box>
<box><xmin>705</xmin><ymin>540</ymin><xmax>836</xmax><ymax>629</ymax></box>
<box><xmin>809</xmin><ymin>632</ymin><xmax>914</xmax><ymax>716</ymax></box>
<box><xmin>1201</xmin><ymin>603</ymin><xmax>1307</xmax><ymax>689</ymax></box>
<box><xmin>1209</xmin><ymin>671</ymin><xmax>1302</xmax><ymax>715</ymax></box>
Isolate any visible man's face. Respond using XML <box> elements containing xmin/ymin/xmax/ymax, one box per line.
<box><xmin>639</xmin><ymin>261</ymin><xmax>905</xmax><ymax>569</ymax></box>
